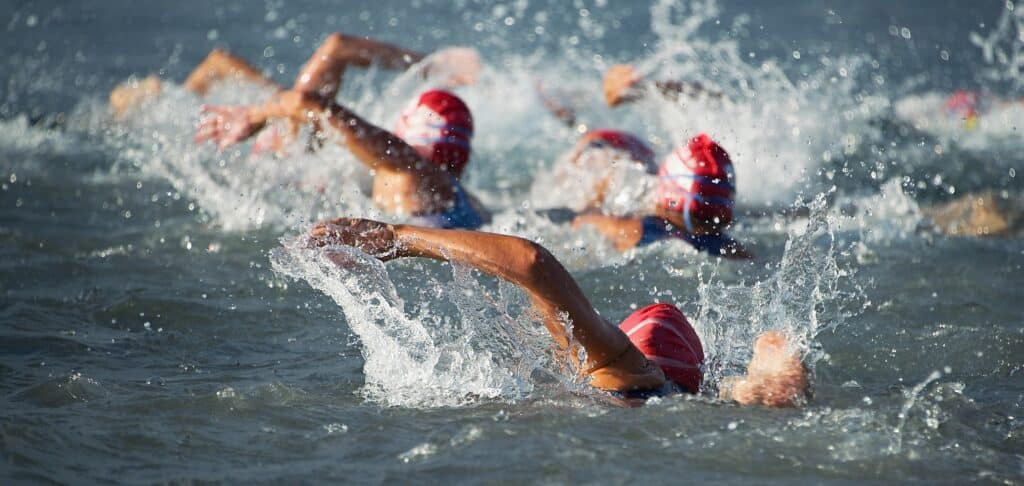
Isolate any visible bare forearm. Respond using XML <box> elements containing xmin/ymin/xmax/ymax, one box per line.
<box><xmin>653</xmin><ymin>80</ymin><xmax>723</xmax><ymax>101</ymax></box>
<box><xmin>395</xmin><ymin>226</ymin><xmax>549</xmax><ymax>287</ymax></box>
<box><xmin>293</xmin><ymin>33</ymin><xmax>425</xmax><ymax>98</ymax></box>
<box><xmin>393</xmin><ymin>225</ymin><xmax>629</xmax><ymax>363</ymax></box>
<box><xmin>322</xmin><ymin>103</ymin><xmax>433</xmax><ymax>174</ymax></box>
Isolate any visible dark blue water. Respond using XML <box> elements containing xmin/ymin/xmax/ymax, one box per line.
<box><xmin>2</xmin><ymin>0</ymin><xmax>1023</xmax><ymax>483</ymax></box>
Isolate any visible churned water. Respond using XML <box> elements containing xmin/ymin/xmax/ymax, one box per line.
<box><xmin>1</xmin><ymin>0</ymin><xmax>1022</xmax><ymax>483</ymax></box>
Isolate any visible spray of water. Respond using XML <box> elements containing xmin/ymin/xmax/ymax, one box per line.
<box><xmin>971</xmin><ymin>1</ymin><xmax>1024</xmax><ymax>91</ymax></box>
<box><xmin>269</xmin><ymin>235</ymin><xmax>580</xmax><ymax>407</ymax></box>
<box><xmin>691</xmin><ymin>193</ymin><xmax>855</xmax><ymax>391</ymax></box>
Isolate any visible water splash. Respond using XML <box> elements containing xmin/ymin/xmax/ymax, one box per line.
<box><xmin>833</xmin><ymin>178</ymin><xmax>924</xmax><ymax>244</ymax></box>
<box><xmin>971</xmin><ymin>1</ymin><xmax>1024</xmax><ymax>91</ymax></box>
<box><xmin>632</xmin><ymin>0</ymin><xmax>888</xmax><ymax>208</ymax></box>
<box><xmin>692</xmin><ymin>194</ymin><xmax>855</xmax><ymax>391</ymax></box>
<box><xmin>529</xmin><ymin>146</ymin><xmax>657</xmax><ymax>215</ymax></box>
<box><xmin>269</xmin><ymin>234</ymin><xmax>574</xmax><ymax>407</ymax></box>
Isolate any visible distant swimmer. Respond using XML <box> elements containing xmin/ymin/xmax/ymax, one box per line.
<box><xmin>533</xmin><ymin>64</ymin><xmax>721</xmax><ymax>128</ymax></box>
<box><xmin>941</xmin><ymin>89</ymin><xmax>1024</xmax><ymax>131</ymax></box>
<box><xmin>570</xmin><ymin>132</ymin><xmax>750</xmax><ymax>258</ymax></box>
<box><xmin>602</xmin><ymin>64</ymin><xmax>723</xmax><ymax>108</ymax></box>
<box><xmin>109</xmin><ymin>32</ymin><xmax>479</xmax><ymax>154</ymax></box>
<box><xmin>307</xmin><ymin>217</ymin><xmax>808</xmax><ymax>407</ymax></box>
<box><xmin>923</xmin><ymin>190</ymin><xmax>1022</xmax><ymax>237</ymax></box>
<box><xmin>943</xmin><ymin>90</ymin><xmax>981</xmax><ymax>130</ymax></box>
<box><xmin>196</xmin><ymin>85</ymin><xmax>488</xmax><ymax>229</ymax></box>
<box><xmin>541</xmin><ymin>129</ymin><xmax>659</xmax><ymax>210</ymax></box>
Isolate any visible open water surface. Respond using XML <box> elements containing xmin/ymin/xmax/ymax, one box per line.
<box><xmin>1</xmin><ymin>0</ymin><xmax>1023</xmax><ymax>483</ymax></box>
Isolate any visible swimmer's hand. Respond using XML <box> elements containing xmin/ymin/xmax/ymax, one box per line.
<box><xmin>603</xmin><ymin>64</ymin><xmax>643</xmax><ymax>107</ymax></box>
<box><xmin>720</xmin><ymin>331</ymin><xmax>809</xmax><ymax>408</ymax></box>
<box><xmin>251</xmin><ymin>119</ymin><xmax>300</xmax><ymax>156</ymax></box>
<box><xmin>423</xmin><ymin>47</ymin><xmax>481</xmax><ymax>87</ymax></box>
<box><xmin>109</xmin><ymin>75</ymin><xmax>163</xmax><ymax>117</ymax></box>
<box><xmin>195</xmin><ymin>105</ymin><xmax>265</xmax><ymax>150</ymax></box>
<box><xmin>308</xmin><ymin>218</ymin><xmax>401</xmax><ymax>261</ymax></box>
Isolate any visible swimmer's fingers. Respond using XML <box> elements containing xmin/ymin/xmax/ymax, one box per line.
<box><xmin>195</xmin><ymin>104</ymin><xmax>232</xmax><ymax>145</ymax></box>
<box><xmin>603</xmin><ymin>64</ymin><xmax>642</xmax><ymax>107</ymax></box>
<box><xmin>308</xmin><ymin>218</ymin><xmax>399</xmax><ymax>260</ymax></box>
<box><xmin>195</xmin><ymin>105</ymin><xmax>261</xmax><ymax>150</ymax></box>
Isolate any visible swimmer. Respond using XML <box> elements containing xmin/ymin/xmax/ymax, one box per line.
<box><xmin>603</xmin><ymin>64</ymin><xmax>723</xmax><ymax>108</ymax></box>
<box><xmin>307</xmin><ymin>217</ymin><xmax>808</xmax><ymax>407</ymax></box>
<box><xmin>923</xmin><ymin>190</ymin><xmax>1022</xmax><ymax>237</ymax></box>
<box><xmin>110</xmin><ymin>33</ymin><xmax>479</xmax><ymax>153</ymax></box>
<box><xmin>941</xmin><ymin>89</ymin><xmax>1024</xmax><ymax>131</ymax></box>
<box><xmin>570</xmin><ymin>133</ymin><xmax>750</xmax><ymax>258</ymax></box>
<box><xmin>943</xmin><ymin>90</ymin><xmax>981</xmax><ymax>130</ymax></box>
<box><xmin>539</xmin><ymin>128</ymin><xmax>659</xmax><ymax>212</ymax></box>
<box><xmin>533</xmin><ymin>64</ymin><xmax>721</xmax><ymax>129</ymax></box>
<box><xmin>196</xmin><ymin>86</ymin><xmax>489</xmax><ymax>229</ymax></box>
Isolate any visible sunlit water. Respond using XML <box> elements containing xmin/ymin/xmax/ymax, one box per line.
<box><xmin>2</xmin><ymin>0</ymin><xmax>1023</xmax><ymax>483</ymax></box>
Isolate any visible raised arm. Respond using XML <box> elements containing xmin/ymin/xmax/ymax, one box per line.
<box><xmin>534</xmin><ymin>80</ymin><xmax>578</xmax><ymax>127</ymax></box>
<box><xmin>308</xmin><ymin>218</ymin><xmax>667</xmax><ymax>392</ymax></box>
<box><xmin>196</xmin><ymin>90</ymin><xmax>443</xmax><ymax>179</ymax></box>
<box><xmin>603</xmin><ymin>64</ymin><xmax>723</xmax><ymax>107</ymax></box>
<box><xmin>292</xmin><ymin>33</ymin><xmax>426</xmax><ymax>99</ymax></box>
<box><xmin>293</xmin><ymin>33</ymin><xmax>480</xmax><ymax>100</ymax></box>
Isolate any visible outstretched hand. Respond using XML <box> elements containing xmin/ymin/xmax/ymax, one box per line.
<box><xmin>308</xmin><ymin>218</ymin><xmax>402</xmax><ymax>261</ymax></box>
<box><xmin>603</xmin><ymin>64</ymin><xmax>643</xmax><ymax>107</ymax></box>
<box><xmin>720</xmin><ymin>331</ymin><xmax>808</xmax><ymax>408</ymax></box>
<box><xmin>195</xmin><ymin>105</ymin><xmax>264</xmax><ymax>150</ymax></box>
<box><xmin>424</xmin><ymin>47</ymin><xmax>481</xmax><ymax>87</ymax></box>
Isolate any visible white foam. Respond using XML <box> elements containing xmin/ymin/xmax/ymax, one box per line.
<box><xmin>270</xmin><ymin>234</ymin><xmax>581</xmax><ymax>407</ymax></box>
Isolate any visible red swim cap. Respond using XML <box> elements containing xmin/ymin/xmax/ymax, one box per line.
<box><xmin>944</xmin><ymin>90</ymin><xmax>979</xmax><ymax>119</ymax></box>
<box><xmin>394</xmin><ymin>90</ymin><xmax>474</xmax><ymax>175</ymax></box>
<box><xmin>618</xmin><ymin>303</ymin><xmax>704</xmax><ymax>393</ymax></box>
<box><xmin>577</xmin><ymin>129</ymin><xmax>658</xmax><ymax>173</ymax></box>
<box><xmin>655</xmin><ymin>133</ymin><xmax>735</xmax><ymax>228</ymax></box>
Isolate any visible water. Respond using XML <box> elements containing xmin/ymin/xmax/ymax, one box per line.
<box><xmin>2</xmin><ymin>0</ymin><xmax>1023</xmax><ymax>483</ymax></box>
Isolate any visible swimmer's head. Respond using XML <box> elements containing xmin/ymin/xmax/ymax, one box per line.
<box><xmin>618</xmin><ymin>303</ymin><xmax>704</xmax><ymax>394</ymax></box>
<box><xmin>394</xmin><ymin>90</ymin><xmax>474</xmax><ymax>176</ymax></box>
<box><xmin>943</xmin><ymin>90</ymin><xmax>980</xmax><ymax>130</ymax></box>
<box><xmin>574</xmin><ymin>129</ymin><xmax>658</xmax><ymax>173</ymax></box>
<box><xmin>655</xmin><ymin>133</ymin><xmax>735</xmax><ymax>234</ymax></box>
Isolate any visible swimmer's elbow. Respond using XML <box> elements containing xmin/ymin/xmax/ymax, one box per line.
<box><xmin>515</xmin><ymin>239</ymin><xmax>559</xmax><ymax>286</ymax></box>
<box><xmin>322</xmin><ymin>32</ymin><xmax>347</xmax><ymax>51</ymax></box>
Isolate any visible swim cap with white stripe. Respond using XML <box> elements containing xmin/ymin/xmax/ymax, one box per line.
<box><xmin>394</xmin><ymin>89</ymin><xmax>474</xmax><ymax>175</ymax></box>
<box><xmin>655</xmin><ymin>133</ymin><xmax>735</xmax><ymax>229</ymax></box>
<box><xmin>618</xmin><ymin>303</ymin><xmax>704</xmax><ymax>393</ymax></box>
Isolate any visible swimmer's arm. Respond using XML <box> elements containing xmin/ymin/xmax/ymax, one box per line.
<box><xmin>394</xmin><ymin>225</ymin><xmax>625</xmax><ymax>359</ymax></box>
<box><xmin>292</xmin><ymin>33</ymin><xmax>426</xmax><ymax>99</ymax></box>
<box><xmin>318</xmin><ymin>99</ymin><xmax>445</xmax><ymax>177</ymax></box>
<box><xmin>535</xmin><ymin>80</ymin><xmax>577</xmax><ymax>127</ymax></box>
<box><xmin>718</xmin><ymin>331</ymin><xmax>809</xmax><ymax>407</ymax></box>
<box><xmin>604</xmin><ymin>64</ymin><xmax>723</xmax><ymax>107</ymax></box>
<box><xmin>184</xmin><ymin>49</ymin><xmax>279</xmax><ymax>95</ymax></box>
<box><xmin>202</xmin><ymin>90</ymin><xmax>439</xmax><ymax>177</ymax></box>
<box><xmin>572</xmin><ymin>213</ymin><xmax>645</xmax><ymax>251</ymax></box>
<box><xmin>308</xmin><ymin>219</ymin><xmax>658</xmax><ymax>391</ymax></box>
